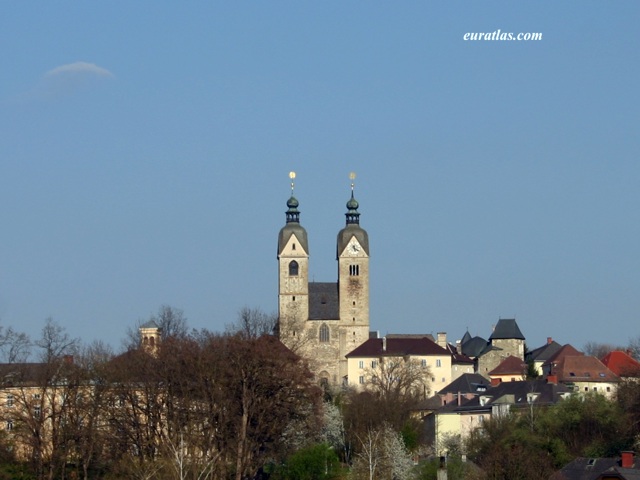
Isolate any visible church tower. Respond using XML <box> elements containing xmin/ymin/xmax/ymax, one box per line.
<box><xmin>277</xmin><ymin>172</ymin><xmax>309</xmax><ymax>342</ymax></box>
<box><xmin>336</xmin><ymin>173</ymin><xmax>370</xmax><ymax>377</ymax></box>
<box><xmin>277</xmin><ymin>172</ymin><xmax>370</xmax><ymax>386</ymax></box>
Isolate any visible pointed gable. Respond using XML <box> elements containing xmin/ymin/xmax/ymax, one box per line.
<box><xmin>489</xmin><ymin>355</ymin><xmax>528</xmax><ymax>376</ymax></box>
<box><xmin>489</xmin><ymin>318</ymin><xmax>525</xmax><ymax>340</ymax></box>
<box><xmin>544</xmin><ymin>344</ymin><xmax>583</xmax><ymax>367</ymax></box>
<box><xmin>526</xmin><ymin>339</ymin><xmax>562</xmax><ymax>363</ymax></box>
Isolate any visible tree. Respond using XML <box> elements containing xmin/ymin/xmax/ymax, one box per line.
<box><xmin>466</xmin><ymin>413</ymin><xmax>556</xmax><ymax>480</ymax></box>
<box><xmin>216</xmin><ymin>334</ymin><xmax>321</xmax><ymax>480</ymax></box>
<box><xmin>225</xmin><ymin>307</ymin><xmax>277</xmax><ymax>339</ymax></box>
<box><xmin>0</xmin><ymin>326</ymin><xmax>30</xmax><ymax>364</ymax></box>
<box><xmin>628</xmin><ymin>335</ymin><xmax>640</xmax><ymax>360</ymax></box>
<box><xmin>365</xmin><ymin>356</ymin><xmax>430</xmax><ymax>401</ymax></box>
<box><xmin>351</xmin><ymin>423</ymin><xmax>413</xmax><ymax>480</ymax></box>
<box><xmin>124</xmin><ymin>305</ymin><xmax>189</xmax><ymax>349</ymax></box>
<box><xmin>583</xmin><ymin>341</ymin><xmax>623</xmax><ymax>359</ymax></box>
<box><xmin>153</xmin><ymin>305</ymin><xmax>189</xmax><ymax>339</ymax></box>
<box><xmin>7</xmin><ymin>319</ymin><xmax>80</xmax><ymax>479</ymax></box>
<box><xmin>269</xmin><ymin>443</ymin><xmax>341</xmax><ymax>480</ymax></box>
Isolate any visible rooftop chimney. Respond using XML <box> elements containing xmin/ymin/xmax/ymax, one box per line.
<box><xmin>437</xmin><ymin>332</ymin><xmax>447</xmax><ymax>348</ymax></box>
<box><xmin>382</xmin><ymin>336</ymin><xmax>387</xmax><ymax>352</ymax></box>
<box><xmin>547</xmin><ymin>337</ymin><xmax>553</xmax><ymax>345</ymax></box>
<box><xmin>621</xmin><ymin>451</ymin><xmax>634</xmax><ymax>468</ymax></box>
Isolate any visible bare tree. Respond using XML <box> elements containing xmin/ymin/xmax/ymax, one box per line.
<box><xmin>36</xmin><ymin>317</ymin><xmax>78</xmax><ymax>363</ymax></box>
<box><xmin>153</xmin><ymin>305</ymin><xmax>189</xmax><ymax>339</ymax></box>
<box><xmin>627</xmin><ymin>335</ymin><xmax>640</xmax><ymax>360</ymax></box>
<box><xmin>225</xmin><ymin>306</ymin><xmax>277</xmax><ymax>339</ymax></box>
<box><xmin>0</xmin><ymin>325</ymin><xmax>31</xmax><ymax>363</ymax></box>
<box><xmin>124</xmin><ymin>305</ymin><xmax>189</xmax><ymax>349</ymax></box>
<box><xmin>583</xmin><ymin>341</ymin><xmax>623</xmax><ymax>359</ymax></box>
<box><xmin>352</xmin><ymin>423</ymin><xmax>413</xmax><ymax>480</ymax></box>
<box><xmin>365</xmin><ymin>356</ymin><xmax>431</xmax><ymax>400</ymax></box>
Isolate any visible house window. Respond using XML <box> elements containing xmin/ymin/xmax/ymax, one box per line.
<box><xmin>359</xmin><ymin>361</ymin><xmax>364</xmax><ymax>369</ymax></box>
<box><xmin>436</xmin><ymin>359</ymin><xmax>442</xmax><ymax>368</ymax></box>
<box><xmin>349</xmin><ymin>265</ymin><xmax>359</xmax><ymax>276</ymax></box>
<box><xmin>371</xmin><ymin>360</ymin><xmax>377</xmax><ymax>369</ymax></box>
<box><xmin>6</xmin><ymin>421</ymin><xmax>12</xmax><ymax>432</ymax></box>
<box><xmin>6</xmin><ymin>395</ymin><xmax>13</xmax><ymax>408</ymax></box>
<box><xmin>421</xmin><ymin>359</ymin><xmax>427</xmax><ymax>367</ymax></box>
<box><xmin>359</xmin><ymin>376</ymin><xmax>365</xmax><ymax>384</ymax></box>
<box><xmin>288</xmin><ymin>261</ymin><xmax>299</xmax><ymax>276</ymax></box>
<box><xmin>33</xmin><ymin>394</ymin><xmax>41</xmax><ymax>400</ymax></box>
<box><xmin>319</xmin><ymin>324</ymin><xmax>330</xmax><ymax>343</ymax></box>
<box><xmin>292</xmin><ymin>243</ymin><xmax>296</xmax><ymax>250</ymax></box>
<box><xmin>34</xmin><ymin>406</ymin><xmax>41</xmax><ymax>419</ymax></box>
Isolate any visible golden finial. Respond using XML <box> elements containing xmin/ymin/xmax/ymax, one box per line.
<box><xmin>289</xmin><ymin>171</ymin><xmax>296</xmax><ymax>194</ymax></box>
<box><xmin>349</xmin><ymin>171</ymin><xmax>356</xmax><ymax>191</ymax></box>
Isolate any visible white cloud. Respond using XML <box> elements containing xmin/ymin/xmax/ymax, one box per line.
<box><xmin>45</xmin><ymin>61</ymin><xmax>114</xmax><ymax>78</ymax></box>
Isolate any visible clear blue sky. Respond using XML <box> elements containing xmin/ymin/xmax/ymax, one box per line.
<box><xmin>1</xmin><ymin>2</ymin><xmax>638</xmax><ymax>353</ymax></box>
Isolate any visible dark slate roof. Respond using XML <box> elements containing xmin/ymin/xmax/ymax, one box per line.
<box><xmin>278</xmin><ymin>223</ymin><xmax>309</xmax><ymax>255</ymax></box>
<box><xmin>346</xmin><ymin>336</ymin><xmax>449</xmax><ymax>358</ymax></box>
<box><xmin>526</xmin><ymin>340</ymin><xmax>563</xmax><ymax>363</ymax></box>
<box><xmin>140</xmin><ymin>320</ymin><xmax>160</xmax><ymax>329</ymax></box>
<box><xmin>438</xmin><ymin>373</ymin><xmax>490</xmax><ymax>396</ymax></box>
<box><xmin>441</xmin><ymin>379</ymin><xmax>570</xmax><ymax>414</ymax></box>
<box><xmin>489</xmin><ymin>318</ymin><xmax>525</xmax><ymax>340</ymax></box>
<box><xmin>444</xmin><ymin>343</ymin><xmax>474</xmax><ymax>364</ymax></box>
<box><xmin>336</xmin><ymin>224</ymin><xmax>369</xmax><ymax>258</ymax></box>
<box><xmin>460</xmin><ymin>330</ymin><xmax>472</xmax><ymax>345</ymax></box>
<box><xmin>461</xmin><ymin>336</ymin><xmax>488</xmax><ymax>357</ymax></box>
<box><xmin>386</xmin><ymin>333</ymin><xmax>435</xmax><ymax>342</ymax></box>
<box><xmin>550</xmin><ymin>456</ymin><xmax>640</xmax><ymax>480</ymax></box>
<box><xmin>308</xmin><ymin>282</ymin><xmax>339</xmax><ymax>320</ymax></box>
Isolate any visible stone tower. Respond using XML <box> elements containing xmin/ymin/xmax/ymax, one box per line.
<box><xmin>278</xmin><ymin>173</ymin><xmax>370</xmax><ymax>386</ymax></box>
<box><xmin>336</xmin><ymin>177</ymin><xmax>370</xmax><ymax>378</ymax></box>
<box><xmin>277</xmin><ymin>172</ymin><xmax>310</xmax><ymax>341</ymax></box>
<box><xmin>139</xmin><ymin>320</ymin><xmax>162</xmax><ymax>355</ymax></box>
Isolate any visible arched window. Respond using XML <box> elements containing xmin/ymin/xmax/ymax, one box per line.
<box><xmin>289</xmin><ymin>260</ymin><xmax>299</xmax><ymax>276</ymax></box>
<box><xmin>319</xmin><ymin>324</ymin><xmax>330</xmax><ymax>343</ymax></box>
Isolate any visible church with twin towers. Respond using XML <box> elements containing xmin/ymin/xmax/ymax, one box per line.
<box><xmin>277</xmin><ymin>172</ymin><xmax>370</xmax><ymax>386</ymax></box>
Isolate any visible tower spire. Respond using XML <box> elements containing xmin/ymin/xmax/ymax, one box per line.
<box><xmin>345</xmin><ymin>171</ymin><xmax>360</xmax><ymax>225</ymax></box>
<box><xmin>286</xmin><ymin>171</ymin><xmax>300</xmax><ymax>224</ymax></box>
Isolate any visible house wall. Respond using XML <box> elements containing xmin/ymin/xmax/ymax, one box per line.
<box><xmin>346</xmin><ymin>353</ymin><xmax>451</xmax><ymax>394</ymax></box>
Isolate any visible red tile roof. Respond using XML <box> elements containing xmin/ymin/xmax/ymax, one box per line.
<box><xmin>543</xmin><ymin>344</ymin><xmax>583</xmax><ymax>367</ymax></box>
<box><xmin>601</xmin><ymin>350</ymin><xmax>640</xmax><ymax>377</ymax></box>
<box><xmin>551</xmin><ymin>355</ymin><xmax>619</xmax><ymax>383</ymax></box>
<box><xmin>488</xmin><ymin>355</ymin><xmax>527</xmax><ymax>376</ymax></box>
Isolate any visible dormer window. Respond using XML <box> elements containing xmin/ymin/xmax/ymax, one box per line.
<box><xmin>289</xmin><ymin>260</ymin><xmax>299</xmax><ymax>276</ymax></box>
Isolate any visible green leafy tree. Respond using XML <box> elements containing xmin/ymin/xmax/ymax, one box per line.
<box><xmin>269</xmin><ymin>443</ymin><xmax>341</xmax><ymax>480</ymax></box>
